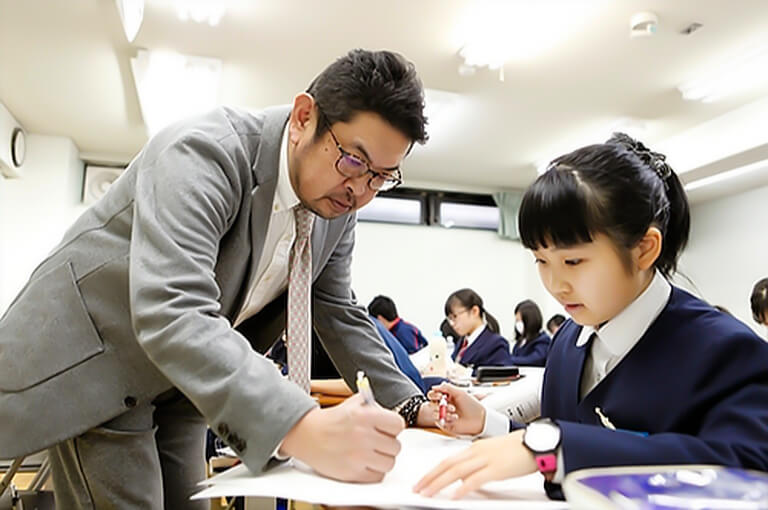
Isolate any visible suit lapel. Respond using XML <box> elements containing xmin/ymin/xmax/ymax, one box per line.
<box><xmin>231</xmin><ymin>106</ymin><xmax>289</xmax><ymax>316</ymax></box>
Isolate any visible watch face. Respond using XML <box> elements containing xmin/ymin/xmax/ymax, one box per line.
<box><xmin>525</xmin><ymin>420</ymin><xmax>561</xmax><ymax>453</ymax></box>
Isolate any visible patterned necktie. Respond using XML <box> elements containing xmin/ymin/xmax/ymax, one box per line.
<box><xmin>287</xmin><ymin>205</ymin><xmax>314</xmax><ymax>393</ymax></box>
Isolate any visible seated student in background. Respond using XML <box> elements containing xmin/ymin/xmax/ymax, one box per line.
<box><xmin>510</xmin><ymin>299</ymin><xmax>551</xmax><ymax>366</ymax></box>
<box><xmin>415</xmin><ymin>133</ymin><xmax>768</xmax><ymax>500</ymax></box>
<box><xmin>546</xmin><ymin>314</ymin><xmax>566</xmax><ymax>336</ymax></box>
<box><xmin>368</xmin><ymin>295</ymin><xmax>428</xmax><ymax>353</ymax></box>
<box><xmin>751</xmin><ymin>278</ymin><xmax>768</xmax><ymax>331</ymax></box>
<box><xmin>312</xmin><ymin>316</ymin><xmax>426</xmax><ymax>395</ymax></box>
<box><xmin>446</xmin><ymin>289</ymin><xmax>513</xmax><ymax>370</ymax></box>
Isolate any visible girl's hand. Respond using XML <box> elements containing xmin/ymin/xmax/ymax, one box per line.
<box><xmin>417</xmin><ymin>383</ymin><xmax>486</xmax><ymax>436</ymax></box>
<box><xmin>413</xmin><ymin>430</ymin><xmax>538</xmax><ymax>499</ymax></box>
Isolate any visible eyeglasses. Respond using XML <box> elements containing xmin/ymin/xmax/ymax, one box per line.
<box><xmin>446</xmin><ymin>308</ymin><xmax>470</xmax><ymax>323</ymax></box>
<box><xmin>318</xmin><ymin>107</ymin><xmax>403</xmax><ymax>192</ymax></box>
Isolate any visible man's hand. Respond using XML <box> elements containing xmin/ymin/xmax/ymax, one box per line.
<box><xmin>280</xmin><ymin>393</ymin><xmax>405</xmax><ymax>482</ymax></box>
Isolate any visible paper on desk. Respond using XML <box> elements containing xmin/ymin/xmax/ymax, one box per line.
<box><xmin>476</xmin><ymin>367</ymin><xmax>544</xmax><ymax>424</ymax></box>
<box><xmin>193</xmin><ymin>429</ymin><xmax>568</xmax><ymax>509</ymax></box>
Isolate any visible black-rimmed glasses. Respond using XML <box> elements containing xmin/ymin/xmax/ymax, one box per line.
<box><xmin>446</xmin><ymin>308</ymin><xmax>470</xmax><ymax>323</ymax></box>
<box><xmin>319</xmin><ymin>109</ymin><xmax>403</xmax><ymax>192</ymax></box>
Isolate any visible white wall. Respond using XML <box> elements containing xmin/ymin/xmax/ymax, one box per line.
<box><xmin>0</xmin><ymin>134</ymin><xmax>86</xmax><ymax>311</ymax></box>
<box><xmin>353</xmin><ymin>183</ymin><xmax>768</xmax><ymax>342</ymax></box>
<box><xmin>3</xmin><ymin>135</ymin><xmax>764</xmax><ymax>343</ymax></box>
<box><xmin>351</xmin><ymin>221</ymin><xmax>563</xmax><ymax>339</ymax></box>
<box><xmin>677</xmin><ymin>184</ymin><xmax>768</xmax><ymax>336</ymax></box>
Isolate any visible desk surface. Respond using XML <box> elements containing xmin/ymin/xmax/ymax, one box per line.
<box><xmin>197</xmin><ymin>429</ymin><xmax>566</xmax><ymax>509</ymax></box>
<box><xmin>311</xmin><ymin>393</ymin><xmax>348</xmax><ymax>407</ymax></box>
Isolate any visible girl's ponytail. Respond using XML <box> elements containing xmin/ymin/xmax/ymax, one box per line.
<box><xmin>656</xmin><ymin>169</ymin><xmax>690</xmax><ymax>277</ymax></box>
<box><xmin>482</xmin><ymin>308</ymin><xmax>501</xmax><ymax>334</ymax></box>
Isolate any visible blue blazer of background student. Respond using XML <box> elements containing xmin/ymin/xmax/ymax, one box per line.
<box><xmin>510</xmin><ymin>299</ymin><xmax>551</xmax><ymax>367</ymax></box>
<box><xmin>371</xmin><ymin>317</ymin><xmax>426</xmax><ymax>393</ymax></box>
<box><xmin>454</xmin><ymin>326</ymin><xmax>514</xmax><ymax>370</ymax></box>
<box><xmin>510</xmin><ymin>331</ymin><xmax>550</xmax><ymax>367</ymax></box>
<box><xmin>389</xmin><ymin>317</ymin><xmax>429</xmax><ymax>354</ymax></box>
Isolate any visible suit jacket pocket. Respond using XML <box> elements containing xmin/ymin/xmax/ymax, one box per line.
<box><xmin>0</xmin><ymin>261</ymin><xmax>105</xmax><ymax>392</ymax></box>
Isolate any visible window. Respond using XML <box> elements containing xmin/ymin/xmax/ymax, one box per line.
<box><xmin>439</xmin><ymin>202</ymin><xmax>499</xmax><ymax>230</ymax></box>
<box><xmin>357</xmin><ymin>188</ymin><xmax>499</xmax><ymax>231</ymax></box>
<box><xmin>356</xmin><ymin>196</ymin><xmax>423</xmax><ymax>225</ymax></box>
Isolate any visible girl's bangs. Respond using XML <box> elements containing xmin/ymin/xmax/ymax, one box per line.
<box><xmin>518</xmin><ymin>168</ymin><xmax>599</xmax><ymax>250</ymax></box>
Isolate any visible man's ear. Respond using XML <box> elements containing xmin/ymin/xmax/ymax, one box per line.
<box><xmin>288</xmin><ymin>93</ymin><xmax>316</xmax><ymax>144</ymax></box>
<box><xmin>635</xmin><ymin>226</ymin><xmax>663</xmax><ymax>271</ymax></box>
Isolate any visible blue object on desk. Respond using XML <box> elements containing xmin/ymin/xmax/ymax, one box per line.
<box><xmin>565</xmin><ymin>466</ymin><xmax>768</xmax><ymax>509</ymax></box>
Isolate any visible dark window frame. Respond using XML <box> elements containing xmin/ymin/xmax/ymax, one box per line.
<box><xmin>360</xmin><ymin>187</ymin><xmax>498</xmax><ymax>230</ymax></box>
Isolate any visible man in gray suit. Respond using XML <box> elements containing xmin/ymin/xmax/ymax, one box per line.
<box><xmin>0</xmin><ymin>49</ymin><xmax>436</xmax><ymax>508</ymax></box>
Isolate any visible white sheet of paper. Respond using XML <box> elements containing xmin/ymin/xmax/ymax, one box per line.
<box><xmin>475</xmin><ymin>367</ymin><xmax>544</xmax><ymax>424</ymax></box>
<box><xmin>193</xmin><ymin>429</ymin><xmax>569</xmax><ymax>509</ymax></box>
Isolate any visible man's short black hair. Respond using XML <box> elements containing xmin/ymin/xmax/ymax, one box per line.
<box><xmin>307</xmin><ymin>49</ymin><xmax>428</xmax><ymax>146</ymax></box>
<box><xmin>751</xmin><ymin>278</ymin><xmax>768</xmax><ymax>324</ymax></box>
<box><xmin>546</xmin><ymin>314</ymin><xmax>566</xmax><ymax>333</ymax></box>
<box><xmin>367</xmin><ymin>295</ymin><xmax>398</xmax><ymax>321</ymax></box>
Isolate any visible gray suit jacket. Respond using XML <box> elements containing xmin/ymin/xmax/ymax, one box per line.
<box><xmin>0</xmin><ymin>106</ymin><xmax>421</xmax><ymax>470</ymax></box>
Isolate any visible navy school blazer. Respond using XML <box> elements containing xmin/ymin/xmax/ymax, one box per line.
<box><xmin>372</xmin><ymin>317</ymin><xmax>426</xmax><ymax>393</ymax></box>
<box><xmin>390</xmin><ymin>318</ymin><xmax>428</xmax><ymax>354</ymax></box>
<box><xmin>541</xmin><ymin>286</ymin><xmax>768</xmax><ymax>483</ymax></box>
<box><xmin>510</xmin><ymin>331</ymin><xmax>551</xmax><ymax>367</ymax></box>
<box><xmin>452</xmin><ymin>326</ymin><xmax>514</xmax><ymax>370</ymax></box>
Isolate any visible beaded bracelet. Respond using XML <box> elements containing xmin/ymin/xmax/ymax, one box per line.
<box><xmin>397</xmin><ymin>394</ymin><xmax>429</xmax><ymax>427</ymax></box>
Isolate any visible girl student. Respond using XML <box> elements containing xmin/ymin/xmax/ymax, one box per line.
<box><xmin>446</xmin><ymin>289</ymin><xmax>513</xmax><ymax>370</ymax></box>
<box><xmin>510</xmin><ymin>299</ymin><xmax>551</xmax><ymax>367</ymax></box>
<box><xmin>415</xmin><ymin>134</ymin><xmax>768</xmax><ymax>499</ymax></box>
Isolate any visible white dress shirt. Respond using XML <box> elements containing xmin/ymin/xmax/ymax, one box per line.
<box><xmin>231</xmin><ymin>124</ymin><xmax>303</xmax><ymax>459</ymax></box>
<box><xmin>460</xmin><ymin>323</ymin><xmax>487</xmax><ymax>351</ymax></box>
<box><xmin>234</xmin><ymin>124</ymin><xmax>300</xmax><ymax>327</ymax></box>
<box><xmin>482</xmin><ymin>270</ymin><xmax>672</xmax><ymax>482</ymax></box>
<box><xmin>577</xmin><ymin>270</ymin><xmax>672</xmax><ymax>398</ymax></box>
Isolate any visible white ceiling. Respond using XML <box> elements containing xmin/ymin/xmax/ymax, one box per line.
<box><xmin>1</xmin><ymin>0</ymin><xmax>768</xmax><ymax>199</ymax></box>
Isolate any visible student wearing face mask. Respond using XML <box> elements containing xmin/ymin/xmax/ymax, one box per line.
<box><xmin>510</xmin><ymin>299</ymin><xmax>551</xmax><ymax>367</ymax></box>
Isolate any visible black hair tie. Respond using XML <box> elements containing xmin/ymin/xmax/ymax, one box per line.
<box><xmin>609</xmin><ymin>132</ymin><xmax>672</xmax><ymax>182</ymax></box>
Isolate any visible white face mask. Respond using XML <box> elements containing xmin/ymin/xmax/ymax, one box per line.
<box><xmin>515</xmin><ymin>320</ymin><xmax>525</xmax><ymax>335</ymax></box>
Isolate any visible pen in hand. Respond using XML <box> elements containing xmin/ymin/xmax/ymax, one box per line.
<box><xmin>438</xmin><ymin>394</ymin><xmax>448</xmax><ymax>428</ymax></box>
<box><xmin>356</xmin><ymin>370</ymin><xmax>376</xmax><ymax>405</ymax></box>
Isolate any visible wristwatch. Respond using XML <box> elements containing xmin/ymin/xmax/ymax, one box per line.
<box><xmin>522</xmin><ymin>418</ymin><xmax>561</xmax><ymax>475</ymax></box>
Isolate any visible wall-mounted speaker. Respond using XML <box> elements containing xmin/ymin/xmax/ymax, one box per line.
<box><xmin>0</xmin><ymin>102</ymin><xmax>25</xmax><ymax>178</ymax></box>
<box><xmin>82</xmin><ymin>165</ymin><xmax>124</xmax><ymax>205</ymax></box>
